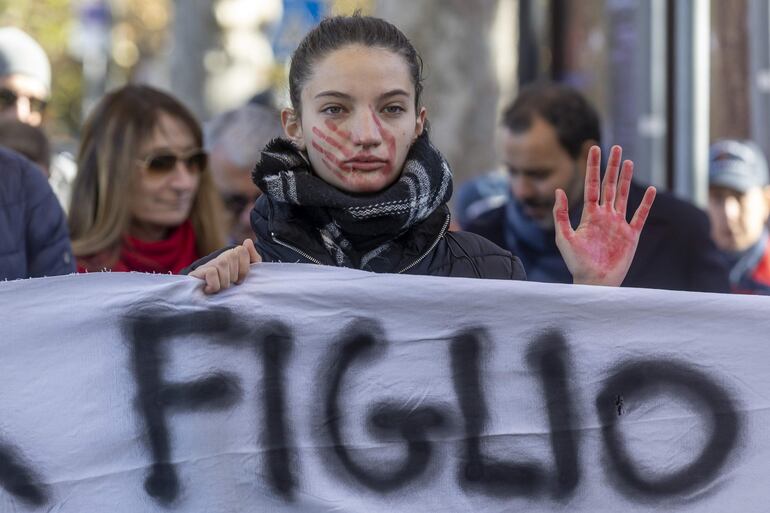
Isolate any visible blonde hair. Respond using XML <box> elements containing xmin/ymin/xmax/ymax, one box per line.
<box><xmin>69</xmin><ymin>84</ymin><xmax>226</xmax><ymax>262</ymax></box>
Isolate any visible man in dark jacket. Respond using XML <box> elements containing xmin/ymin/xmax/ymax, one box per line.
<box><xmin>0</xmin><ymin>147</ymin><xmax>74</xmax><ymax>279</ymax></box>
<box><xmin>707</xmin><ymin>139</ymin><xmax>770</xmax><ymax>294</ymax></box>
<box><xmin>463</xmin><ymin>83</ymin><xmax>729</xmax><ymax>292</ymax></box>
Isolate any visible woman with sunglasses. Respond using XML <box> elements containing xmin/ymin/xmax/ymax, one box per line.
<box><xmin>189</xmin><ymin>14</ymin><xmax>655</xmax><ymax>292</ymax></box>
<box><xmin>69</xmin><ymin>84</ymin><xmax>225</xmax><ymax>274</ymax></box>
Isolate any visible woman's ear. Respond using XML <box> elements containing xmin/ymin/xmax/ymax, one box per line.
<box><xmin>413</xmin><ymin>106</ymin><xmax>427</xmax><ymax>141</ymax></box>
<box><xmin>281</xmin><ymin>108</ymin><xmax>306</xmax><ymax>150</ymax></box>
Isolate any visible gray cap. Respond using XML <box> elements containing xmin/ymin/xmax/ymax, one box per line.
<box><xmin>0</xmin><ymin>27</ymin><xmax>51</xmax><ymax>96</ymax></box>
<box><xmin>708</xmin><ymin>139</ymin><xmax>769</xmax><ymax>192</ymax></box>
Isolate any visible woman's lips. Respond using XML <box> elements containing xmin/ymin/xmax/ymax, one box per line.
<box><xmin>342</xmin><ymin>157</ymin><xmax>389</xmax><ymax>172</ymax></box>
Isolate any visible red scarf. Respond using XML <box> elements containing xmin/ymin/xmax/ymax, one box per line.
<box><xmin>77</xmin><ymin>221</ymin><xmax>200</xmax><ymax>274</ymax></box>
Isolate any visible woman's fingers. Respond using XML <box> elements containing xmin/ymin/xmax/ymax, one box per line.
<box><xmin>630</xmin><ymin>186</ymin><xmax>656</xmax><ymax>232</ymax></box>
<box><xmin>583</xmin><ymin>145</ymin><xmax>602</xmax><ymax>206</ymax></box>
<box><xmin>235</xmin><ymin>246</ymin><xmax>250</xmax><ymax>284</ymax></box>
<box><xmin>218</xmin><ymin>252</ymin><xmax>234</xmax><ymax>290</ymax></box>
<box><xmin>553</xmin><ymin>188</ymin><xmax>574</xmax><ymax>242</ymax></box>
<box><xmin>601</xmin><ymin>145</ymin><xmax>622</xmax><ymax>208</ymax></box>
<box><xmin>229</xmin><ymin>248</ymin><xmax>242</xmax><ymax>287</ymax></box>
<box><xmin>190</xmin><ymin>250</ymin><xmax>235</xmax><ymax>294</ymax></box>
<box><xmin>235</xmin><ymin>239</ymin><xmax>261</xmax><ymax>283</ymax></box>
<box><xmin>615</xmin><ymin>160</ymin><xmax>634</xmax><ymax>217</ymax></box>
<box><xmin>243</xmin><ymin>238</ymin><xmax>261</xmax><ymax>263</ymax></box>
<box><xmin>190</xmin><ymin>266</ymin><xmax>221</xmax><ymax>295</ymax></box>
<box><xmin>190</xmin><ymin>239</ymin><xmax>262</xmax><ymax>294</ymax></box>
<box><xmin>587</xmin><ymin>145</ymin><xmax>635</xmax><ymax>215</ymax></box>
<box><xmin>204</xmin><ymin>268</ymin><xmax>222</xmax><ymax>294</ymax></box>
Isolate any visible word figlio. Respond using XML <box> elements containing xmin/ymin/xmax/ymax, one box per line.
<box><xmin>0</xmin><ymin>306</ymin><xmax>741</xmax><ymax>509</ymax></box>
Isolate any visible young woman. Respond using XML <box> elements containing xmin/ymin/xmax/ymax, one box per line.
<box><xmin>70</xmin><ymin>85</ymin><xmax>226</xmax><ymax>273</ymax></box>
<box><xmin>189</xmin><ymin>14</ymin><xmax>655</xmax><ymax>292</ymax></box>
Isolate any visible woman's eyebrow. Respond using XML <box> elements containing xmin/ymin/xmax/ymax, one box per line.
<box><xmin>380</xmin><ymin>89</ymin><xmax>410</xmax><ymax>100</ymax></box>
<box><xmin>313</xmin><ymin>89</ymin><xmax>411</xmax><ymax>101</ymax></box>
<box><xmin>314</xmin><ymin>91</ymin><xmax>352</xmax><ymax>100</ymax></box>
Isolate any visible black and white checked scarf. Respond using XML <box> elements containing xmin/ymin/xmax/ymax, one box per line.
<box><xmin>252</xmin><ymin>131</ymin><xmax>453</xmax><ymax>269</ymax></box>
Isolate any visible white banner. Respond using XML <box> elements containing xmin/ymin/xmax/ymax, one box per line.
<box><xmin>0</xmin><ymin>264</ymin><xmax>767</xmax><ymax>512</ymax></box>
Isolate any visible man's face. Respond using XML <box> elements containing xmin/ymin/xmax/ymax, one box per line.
<box><xmin>708</xmin><ymin>184</ymin><xmax>770</xmax><ymax>252</ymax></box>
<box><xmin>0</xmin><ymin>74</ymin><xmax>48</xmax><ymax>127</ymax></box>
<box><xmin>500</xmin><ymin>116</ymin><xmax>586</xmax><ymax>229</ymax></box>
<box><xmin>209</xmin><ymin>145</ymin><xmax>261</xmax><ymax>243</ymax></box>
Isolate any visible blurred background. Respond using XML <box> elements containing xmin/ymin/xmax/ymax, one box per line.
<box><xmin>2</xmin><ymin>0</ymin><xmax>767</xmax><ymax>204</ymax></box>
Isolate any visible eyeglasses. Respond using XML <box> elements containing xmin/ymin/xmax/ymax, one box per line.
<box><xmin>138</xmin><ymin>149</ymin><xmax>208</xmax><ymax>174</ymax></box>
<box><xmin>0</xmin><ymin>87</ymin><xmax>47</xmax><ymax>114</ymax></box>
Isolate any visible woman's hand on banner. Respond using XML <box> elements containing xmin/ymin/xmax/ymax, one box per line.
<box><xmin>190</xmin><ymin>239</ymin><xmax>262</xmax><ymax>294</ymax></box>
<box><xmin>554</xmin><ymin>145</ymin><xmax>656</xmax><ymax>287</ymax></box>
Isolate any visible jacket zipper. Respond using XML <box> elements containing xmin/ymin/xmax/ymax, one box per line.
<box><xmin>397</xmin><ymin>213</ymin><xmax>451</xmax><ymax>274</ymax></box>
<box><xmin>270</xmin><ymin>233</ymin><xmax>323</xmax><ymax>265</ymax></box>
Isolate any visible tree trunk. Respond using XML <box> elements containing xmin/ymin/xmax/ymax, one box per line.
<box><xmin>170</xmin><ymin>0</ymin><xmax>215</xmax><ymax>119</ymax></box>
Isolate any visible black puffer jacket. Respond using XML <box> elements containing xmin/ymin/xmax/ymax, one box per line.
<box><xmin>186</xmin><ymin>197</ymin><xmax>525</xmax><ymax>281</ymax></box>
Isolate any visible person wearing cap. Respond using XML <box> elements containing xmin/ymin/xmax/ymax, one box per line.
<box><xmin>0</xmin><ymin>27</ymin><xmax>75</xmax><ymax>280</ymax></box>
<box><xmin>0</xmin><ymin>27</ymin><xmax>50</xmax><ymax>127</ymax></box>
<box><xmin>0</xmin><ymin>27</ymin><xmax>77</xmax><ymax>212</ymax></box>
<box><xmin>708</xmin><ymin>140</ymin><xmax>770</xmax><ymax>294</ymax></box>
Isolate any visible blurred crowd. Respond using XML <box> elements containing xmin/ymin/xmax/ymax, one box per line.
<box><xmin>2</xmin><ymin>24</ymin><xmax>769</xmax><ymax>296</ymax></box>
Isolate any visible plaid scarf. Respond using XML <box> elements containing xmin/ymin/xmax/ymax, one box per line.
<box><xmin>252</xmin><ymin>131</ymin><xmax>453</xmax><ymax>269</ymax></box>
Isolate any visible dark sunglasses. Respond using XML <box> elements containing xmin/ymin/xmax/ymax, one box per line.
<box><xmin>138</xmin><ymin>149</ymin><xmax>208</xmax><ymax>174</ymax></box>
<box><xmin>0</xmin><ymin>87</ymin><xmax>47</xmax><ymax>114</ymax></box>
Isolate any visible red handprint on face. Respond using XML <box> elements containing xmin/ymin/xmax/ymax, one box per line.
<box><xmin>311</xmin><ymin>122</ymin><xmax>350</xmax><ymax>174</ymax></box>
<box><xmin>310</xmin><ymin>109</ymin><xmax>397</xmax><ymax>179</ymax></box>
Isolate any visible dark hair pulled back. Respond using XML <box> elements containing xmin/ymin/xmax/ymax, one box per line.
<box><xmin>288</xmin><ymin>14</ymin><xmax>424</xmax><ymax>115</ymax></box>
<box><xmin>501</xmin><ymin>82</ymin><xmax>601</xmax><ymax>159</ymax></box>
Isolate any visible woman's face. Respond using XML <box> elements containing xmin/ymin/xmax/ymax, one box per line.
<box><xmin>284</xmin><ymin>44</ymin><xmax>426</xmax><ymax>194</ymax></box>
<box><xmin>129</xmin><ymin>112</ymin><xmax>202</xmax><ymax>240</ymax></box>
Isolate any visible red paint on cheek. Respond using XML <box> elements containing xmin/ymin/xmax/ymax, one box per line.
<box><xmin>313</xmin><ymin>139</ymin><xmax>356</xmax><ymax>181</ymax></box>
<box><xmin>307</xmin><ymin>112</ymin><xmax>405</xmax><ymax>189</ymax></box>
<box><xmin>324</xmin><ymin>119</ymin><xmax>351</xmax><ymax>139</ymax></box>
<box><xmin>311</xmin><ymin>126</ymin><xmax>354</xmax><ymax>159</ymax></box>
<box><xmin>311</xmin><ymin>140</ymin><xmax>344</xmax><ymax>168</ymax></box>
